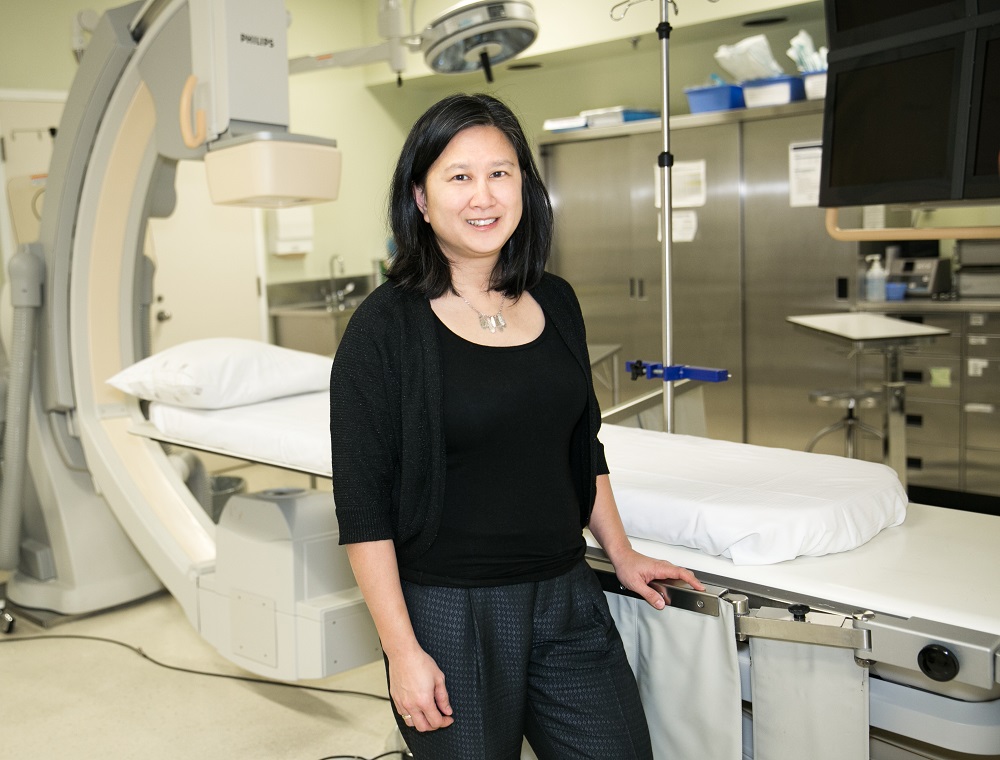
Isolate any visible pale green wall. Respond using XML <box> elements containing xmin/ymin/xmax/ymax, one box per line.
<box><xmin>0</xmin><ymin>0</ymin><xmax>123</xmax><ymax>91</ymax></box>
<box><xmin>281</xmin><ymin>0</ymin><xmax>407</xmax><ymax>282</ymax></box>
<box><xmin>0</xmin><ymin>0</ymin><xmax>833</xmax><ymax>285</ymax></box>
<box><xmin>6</xmin><ymin>1</ymin><xmax>993</xmax><ymax>286</ymax></box>
<box><xmin>0</xmin><ymin>0</ymin><xmax>409</xmax><ymax>283</ymax></box>
<box><xmin>362</xmin><ymin>0</ymin><xmax>826</xmax><ymax>86</ymax></box>
<box><xmin>366</xmin><ymin>10</ymin><xmax>831</xmax><ymax>140</ymax></box>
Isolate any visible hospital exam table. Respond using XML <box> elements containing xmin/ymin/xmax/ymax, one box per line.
<box><xmin>125</xmin><ymin>384</ymin><xmax>1000</xmax><ymax>759</ymax></box>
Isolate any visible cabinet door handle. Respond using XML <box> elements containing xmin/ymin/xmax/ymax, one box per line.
<box><xmin>637</xmin><ymin>278</ymin><xmax>645</xmax><ymax>300</ymax></box>
<box><xmin>629</xmin><ymin>278</ymin><xmax>636</xmax><ymax>299</ymax></box>
<box><xmin>836</xmin><ymin>277</ymin><xmax>849</xmax><ymax>300</ymax></box>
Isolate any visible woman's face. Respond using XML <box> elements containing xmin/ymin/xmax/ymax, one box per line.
<box><xmin>413</xmin><ymin>125</ymin><xmax>523</xmax><ymax>267</ymax></box>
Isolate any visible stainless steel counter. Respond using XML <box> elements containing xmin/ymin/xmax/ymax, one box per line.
<box><xmin>269</xmin><ymin>303</ymin><xmax>357</xmax><ymax>356</ymax></box>
<box><xmin>854</xmin><ymin>299</ymin><xmax>1000</xmax><ymax>314</ymax></box>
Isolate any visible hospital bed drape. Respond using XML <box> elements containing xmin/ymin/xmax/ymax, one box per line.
<box><xmin>606</xmin><ymin>592</ymin><xmax>744</xmax><ymax>759</ymax></box>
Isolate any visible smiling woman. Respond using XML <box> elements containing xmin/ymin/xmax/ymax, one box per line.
<box><xmin>329</xmin><ymin>93</ymin><xmax>702</xmax><ymax>760</ymax></box>
<box><xmin>384</xmin><ymin>94</ymin><xmax>552</xmax><ymax>301</ymax></box>
<box><xmin>412</xmin><ymin>125</ymin><xmax>523</xmax><ymax>270</ymax></box>
<box><xmin>417</xmin><ymin>124</ymin><xmax>539</xmax><ymax>347</ymax></box>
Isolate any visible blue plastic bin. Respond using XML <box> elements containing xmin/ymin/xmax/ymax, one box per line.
<box><xmin>684</xmin><ymin>84</ymin><xmax>745</xmax><ymax>113</ymax></box>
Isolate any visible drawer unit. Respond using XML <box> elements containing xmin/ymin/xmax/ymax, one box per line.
<box><xmin>965</xmin><ymin>357</ymin><xmax>1000</xmax><ymax>403</ymax></box>
<box><xmin>965</xmin><ymin>448</ymin><xmax>1000</xmax><ymax>497</ymax></box>
<box><xmin>966</xmin><ymin>313</ymin><xmax>1000</xmax><ymax>362</ymax></box>
<box><xmin>896</xmin><ymin>313</ymin><xmax>964</xmax><ymax>357</ymax></box>
<box><xmin>966</xmin><ymin>333</ymin><xmax>1000</xmax><ymax>358</ymax></box>
<box><xmin>900</xmin><ymin>355</ymin><xmax>962</xmax><ymax>402</ymax></box>
<box><xmin>854</xmin><ymin>307</ymin><xmax>1000</xmax><ymax>503</ymax></box>
<box><xmin>966</xmin><ymin>311</ymin><xmax>1000</xmax><ymax>335</ymax></box>
<box><xmin>966</xmin><ymin>402</ymin><xmax>1000</xmax><ymax>450</ymax></box>
<box><xmin>906</xmin><ymin>441</ymin><xmax>961</xmax><ymax>490</ymax></box>
<box><xmin>964</xmin><ymin>312</ymin><xmax>1000</xmax><ymax>499</ymax></box>
<box><xmin>905</xmin><ymin>399</ymin><xmax>960</xmax><ymax>448</ymax></box>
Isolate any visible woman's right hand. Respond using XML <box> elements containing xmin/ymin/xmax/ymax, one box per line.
<box><xmin>344</xmin><ymin>542</ymin><xmax>453</xmax><ymax>732</ymax></box>
<box><xmin>389</xmin><ymin>644</ymin><xmax>454</xmax><ymax>732</ymax></box>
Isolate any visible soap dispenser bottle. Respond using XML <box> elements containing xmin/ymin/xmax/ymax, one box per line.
<box><xmin>865</xmin><ymin>255</ymin><xmax>886</xmax><ymax>302</ymax></box>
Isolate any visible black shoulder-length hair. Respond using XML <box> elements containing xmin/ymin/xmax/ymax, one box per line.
<box><xmin>385</xmin><ymin>93</ymin><xmax>553</xmax><ymax>299</ymax></box>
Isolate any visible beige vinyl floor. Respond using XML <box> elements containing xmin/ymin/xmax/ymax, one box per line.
<box><xmin>0</xmin><ymin>459</ymin><xmax>405</xmax><ymax>760</ymax></box>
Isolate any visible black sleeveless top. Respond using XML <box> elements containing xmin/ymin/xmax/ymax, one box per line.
<box><xmin>398</xmin><ymin>313</ymin><xmax>588</xmax><ymax>586</ymax></box>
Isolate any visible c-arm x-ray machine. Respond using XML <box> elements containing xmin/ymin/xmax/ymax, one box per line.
<box><xmin>0</xmin><ymin>0</ymin><xmax>375</xmax><ymax>679</ymax></box>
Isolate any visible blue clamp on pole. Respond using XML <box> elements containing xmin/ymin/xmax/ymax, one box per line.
<box><xmin>663</xmin><ymin>365</ymin><xmax>730</xmax><ymax>383</ymax></box>
<box><xmin>626</xmin><ymin>360</ymin><xmax>729</xmax><ymax>383</ymax></box>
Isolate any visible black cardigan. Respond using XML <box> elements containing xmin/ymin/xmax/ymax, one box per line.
<box><xmin>329</xmin><ymin>271</ymin><xmax>608</xmax><ymax>563</ymax></box>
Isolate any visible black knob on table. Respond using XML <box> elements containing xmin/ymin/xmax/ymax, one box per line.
<box><xmin>917</xmin><ymin>644</ymin><xmax>960</xmax><ymax>682</ymax></box>
<box><xmin>788</xmin><ymin>604</ymin><xmax>810</xmax><ymax>622</ymax></box>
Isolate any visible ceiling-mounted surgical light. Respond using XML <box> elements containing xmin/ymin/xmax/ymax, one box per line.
<box><xmin>289</xmin><ymin>0</ymin><xmax>539</xmax><ymax>84</ymax></box>
<box><xmin>421</xmin><ymin>1</ymin><xmax>538</xmax><ymax>81</ymax></box>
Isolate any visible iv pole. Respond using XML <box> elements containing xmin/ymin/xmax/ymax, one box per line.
<box><xmin>612</xmin><ymin>0</ymin><xmax>727</xmax><ymax>433</ymax></box>
<box><xmin>656</xmin><ymin>0</ymin><xmax>676</xmax><ymax>433</ymax></box>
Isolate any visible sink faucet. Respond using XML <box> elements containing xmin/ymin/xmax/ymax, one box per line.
<box><xmin>332</xmin><ymin>281</ymin><xmax>355</xmax><ymax>311</ymax></box>
<box><xmin>330</xmin><ymin>254</ymin><xmax>345</xmax><ymax>279</ymax></box>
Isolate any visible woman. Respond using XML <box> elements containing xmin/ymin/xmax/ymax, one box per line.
<box><xmin>330</xmin><ymin>93</ymin><xmax>702</xmax><ymax>759</ymax></box>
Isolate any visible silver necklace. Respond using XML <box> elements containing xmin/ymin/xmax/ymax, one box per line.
<box><xmin>457</xmin><ymin>290</ymin><xmax>507</xmax><ymax>333</ymax></box>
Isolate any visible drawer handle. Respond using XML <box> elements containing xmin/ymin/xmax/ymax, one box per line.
<box><xmin>903</xmin><ymin>370</ymin><xmax>924</xmax><ymax>384</ymax></box>
<box><xmin>906</xmin><ymin>414</ymin><xmax>923</xmax><ymax>427</ymax></box>
<box><xmin>906</xmin><ymin>456</ymin><xmax>923</xmax><ymax>470</ymax></box>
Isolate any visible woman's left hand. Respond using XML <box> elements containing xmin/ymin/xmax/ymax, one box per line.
<box><xmin>588</xmin><ymin>474</ymin><xmax>705</xmax><ymax>610</ymax></box>
<box><xmin>610</xmin><ymin>548</ymin><xmax>706</xmax><ymax>610</ymax></box>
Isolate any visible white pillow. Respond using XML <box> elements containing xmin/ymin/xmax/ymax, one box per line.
<box><xmin>107</xmin><ymin>338</ymin><xmax>333</xmax><ymax>409</ymax></box>
<box><xmin>600</xmin><ymin>425</ymin><xmax>908</xmax><ymax>565</ymax></box>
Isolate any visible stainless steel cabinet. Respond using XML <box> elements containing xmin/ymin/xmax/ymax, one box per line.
<box><xmin>543</xmin><ymin>134</ymin><xmax>661</xmax><ymax>410</ymax></box>
<box><xmin>741</xmin><ymin>113</ymin><xmax>858</xmax><ymax>452</ymax></box>
<box><xmin>668</xmin><ymin>122</ymin><xmax>743</xmax><ymax>442</ymax></box>
<box><xmin>543</xmin><ymin>121</ymin><xmax>746</xmax><ymax>440</ymax></box>
<box><xmin>542</xmin><ymin>102</ymin><xmax>859</xmax><ymax>448</ymax></box>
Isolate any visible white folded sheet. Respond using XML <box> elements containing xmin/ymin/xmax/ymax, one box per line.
<box><xmin>148</xmin><ymin>391</ymin><xmax>333</xmax><ymax>476</ymax></box>
<box><xmin>600</xmin><ymin>424</ymin><xmax>907</xmax><ymax>565</ymax></box>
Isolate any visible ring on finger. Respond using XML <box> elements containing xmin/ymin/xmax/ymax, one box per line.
<box><xmin>401</xmin><ymin>713</ymin><xmax>412</xmax><ymax>721</ymax></box>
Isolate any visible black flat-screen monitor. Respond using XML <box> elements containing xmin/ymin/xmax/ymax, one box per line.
<box><xmin>819</xmin><ymin>2</ymin><xmax>1000</xmax><ymax>207</ymax></box>
<box><xmin>964</xmin><ymin>24</ymin><xmax>1000</xmax><ymax>198</ymax></box>
<box><xmin>825</xmin><ymin>0</ymin><xmax>966</xmax><ymax>48</ymax></box>
<box><xmin>820</xmin><ymin>35</ymin><xmax>966</xmax><ymax>206</ymax></box>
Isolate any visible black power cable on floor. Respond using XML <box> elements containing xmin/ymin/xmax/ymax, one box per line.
<box><xmin>0</xmin><ymin>633</ymin><xmax>403</xmax><ymax>760</ymax></box>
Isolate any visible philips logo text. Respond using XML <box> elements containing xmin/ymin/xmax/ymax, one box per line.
<box><xmin>240</xmin><ymin>33</ymin><xmax>274</xmax><ymax>48</ymax></box>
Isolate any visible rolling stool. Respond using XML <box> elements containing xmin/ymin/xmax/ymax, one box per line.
<box><xmin>806</xmin><ymin>389</ymin><xmax>882</xmax><ymax>458</ymax></box>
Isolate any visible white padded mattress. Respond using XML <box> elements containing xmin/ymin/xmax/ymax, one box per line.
<box><xmin>146</xmin><ymin>396</ymin><xmax>907</xmax><ymax>565</ymax></box>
